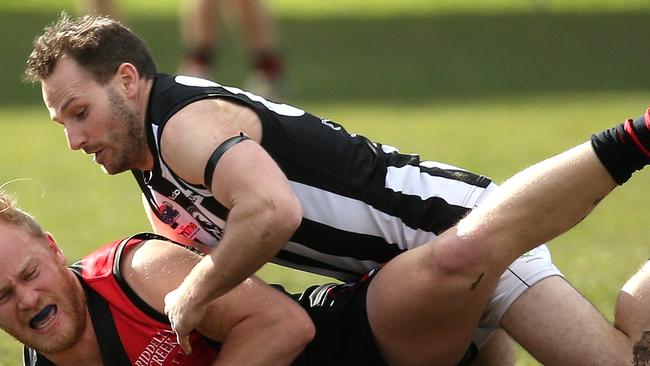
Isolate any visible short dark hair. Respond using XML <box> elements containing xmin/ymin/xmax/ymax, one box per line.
<box><xmin>25</xmin><ymin>12</ymin><xmax>157</xmax><ymax>84</ymax></box>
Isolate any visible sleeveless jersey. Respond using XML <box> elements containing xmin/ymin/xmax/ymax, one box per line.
<box><xmin>135</xmin><ymin>73</ymin><xmax>494</xmax><ymax>281</ymax></box>
<box><xmin>23</xmin><ymin>233</ymin><xmax>220</xmax><ymax>366</ymax></box>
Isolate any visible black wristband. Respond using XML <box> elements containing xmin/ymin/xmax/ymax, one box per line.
<box><xmin>590</xmin><ymin>109</ymin><xmax>650</xmax><ymax>185</ymax></box>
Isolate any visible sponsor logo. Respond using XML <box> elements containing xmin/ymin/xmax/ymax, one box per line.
<box><xmin>134</xmin><ymin>330</ymin><xmax>183</xmax><ymax>366</ymax></box>
<box><xmin>157</xmin><ymin>202</ymin><xmax>180</xmax><ymax>228</ymax></box>
<box><xmin>178</xmin><ymin>222</ymin><xmax>199</xmax><ymax>239</ymax></box>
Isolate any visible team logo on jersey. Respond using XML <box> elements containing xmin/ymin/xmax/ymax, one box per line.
<box><xmin>157</xmin><ymin>202</ymin><xmax>180</xmax><ymax>228</ymax></box>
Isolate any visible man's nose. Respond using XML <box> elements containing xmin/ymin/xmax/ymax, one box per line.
<box><xmin>16</xmin><ymin>285</ymin><xmax>39</xmax><ymax>311</ymax></box>
<box><xmin>64</xmin><ymin>125</ymin><xmax>87</xmax><ymax>151</ymax></box>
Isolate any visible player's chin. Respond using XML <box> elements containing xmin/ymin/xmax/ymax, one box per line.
<box><xmin>99</xmin><ymin>161</ymin><xmax>130</xmax><ymax>175</ymax></box>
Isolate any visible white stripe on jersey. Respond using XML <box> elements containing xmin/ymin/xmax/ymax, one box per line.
<box><xmin>291</xmin><ymin>181</ymin><xmax>436</xmax><ymax>250</ymax></box>
<box><xmin>386</xmin><ymin>164</ymin><xmax>487</xmax><ymax>208</ymax></box>
<box><xmin>277</xmin><ymin>241</ymin><xmax>382</xmax><ymax>280</ymax></box>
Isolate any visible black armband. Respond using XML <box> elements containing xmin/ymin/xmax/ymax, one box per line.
<box><xmin>590</xmin><ymin>109</ymin><xmax>650</xmax><ymax>185</ymax></box>
<box><xmin>204</xmin><ymin>133</ymin><xmax>251</xmax><ymax>191</ymax></box>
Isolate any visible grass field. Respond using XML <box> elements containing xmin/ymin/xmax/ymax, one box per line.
<box><xmin>1</xmin><ymin>1</ymin><xmax>650</xmax><ymax>364</ymax></box>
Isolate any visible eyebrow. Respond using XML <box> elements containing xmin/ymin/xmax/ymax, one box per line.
<box><xmin>0</xmin><ymin>257</ymin><xmax>35</xmax><ymax>292</ymax></box>
<box><xmin>59</xmin><ymin>96</ymin><xmax>77</xmax><ymax>117</ymax></box>
<box><xmin>18</xmin><ymin>258</ymin><xmax>36</xmax><ymax>277</ymax></box>
<box><xmin>51</xmin><ymin>96</ymin><xmax>77</xmax><ymax>123</ymax></box>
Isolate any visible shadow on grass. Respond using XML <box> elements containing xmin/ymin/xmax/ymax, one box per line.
<box><xmin>2</xmin><ymin>9</ymin><xmax>649</xmax><ymax>107</ymax></box>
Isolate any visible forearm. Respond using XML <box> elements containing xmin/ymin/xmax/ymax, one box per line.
<box><xmin>616</xmin><ymin>260</ymin><xmax>650</xmax><ymax>342</ymax></box>
<box><xmin>198</xmin><ymin>278</ymin><xmax>315</xmax><ymax>366</ymax></box>
<box><xmin>211</xmin><ymin>316</ymin><xmax>311</xmax><ymax>366</ymax></box>
<box><xmin>178</xmin><ymin>198</ymin><xmax>300</xmax><ymax>305</ymax></box>
<box><xmin>458</xmin><ymin>142</ymin><xmax>616</xmax><ymax>264</ymax></box>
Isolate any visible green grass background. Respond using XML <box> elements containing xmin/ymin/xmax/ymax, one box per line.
<box><xmin>1</xmin><ymin>0</ymin><xmax>650</xmax><ymax>364</ymax></box>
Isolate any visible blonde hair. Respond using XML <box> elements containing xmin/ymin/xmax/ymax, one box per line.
<box><xmin>0</xmin><ymin>191</ymin><xmax>45</xmax><ymax>238</ymax></box>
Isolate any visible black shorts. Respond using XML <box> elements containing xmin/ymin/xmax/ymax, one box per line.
<box><xmin>285</xmin><ymin>269</ymin><xmax>479</xmax><ymax>366</ymax></box>
<box><xmin>290</xmin><ymin>270</ymin><xmax>387</xmax><ymax>366</ymax></box>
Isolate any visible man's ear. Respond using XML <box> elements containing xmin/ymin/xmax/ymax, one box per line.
<box><xmin>44</xmin><ymin>232</ymin><xmax>67</xmax><ymax>266</ymax></box>
<box><xmin>115</xmin><ymin>62</ymin><xmax>140</xmax><ymax>98</ymax></box>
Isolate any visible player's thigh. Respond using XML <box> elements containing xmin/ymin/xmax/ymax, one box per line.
<box><xmin>365</xmin><ymin>244</ymin><xmax>501</xmax><ymax>365</ymax></box>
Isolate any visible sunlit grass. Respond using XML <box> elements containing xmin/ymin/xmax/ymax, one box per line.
<box><xmin>1</xmin><ymin>0</ymin><xmax>649</xmax><ymax>364</ymax></box>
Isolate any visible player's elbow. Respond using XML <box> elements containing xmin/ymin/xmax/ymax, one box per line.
<box><xmin>269</xmin><ymin>195</ymin><xmax>303</xmax><ymax>239</ymax></box>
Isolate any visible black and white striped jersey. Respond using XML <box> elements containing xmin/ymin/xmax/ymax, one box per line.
<box><xmin>134</xmin><ymin>74</ymin><xmax>494</xmax><ymax>281</ymax></box>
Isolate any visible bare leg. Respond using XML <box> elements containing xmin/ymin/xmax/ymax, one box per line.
<box><xmin>230</xmin><ymin>0</ymin><xmax>284</xmax><ymax>98</ymax></box>
<box><xmin>179</xmin><ymin>0</ymin><xmax>221</xmax><ymax>77</ymax></box>
<box><xmin>231</xmin><ymin>0</ymin><xmax>278</xmax><ymax>53</ymax></box>
<box><xmin>616</xmin><ymin>260</ymin><xmax>650</xmax><ymax>365</ymax></box>
<box><xmin>503</xmin><ymin>276</ymin><xmax>632</xmax><ymax>365</ymax></box>
<box><xmin>79</xmin><ymin>0</ymin><xmax>119</xmax><ymax>18</ymax></box>
<box><xmin>367</xmin><ymin>142</ymin><xmax>619</xmax><ymax>365</ymax></box>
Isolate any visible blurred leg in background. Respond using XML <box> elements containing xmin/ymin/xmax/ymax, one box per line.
<box><xmin>179</xmin><ymin>0</ymin><xmax>286</xmax><ymax>99</ymax></box>
<box><xmin>78</xmin><ymin>0</ymin><xmax>122</xmax><ymax>19</ymax></box>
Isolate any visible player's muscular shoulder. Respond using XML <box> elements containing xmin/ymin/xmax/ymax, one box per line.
<box><xmin>158</xmin><ymin>99</ymin><xmax>259</xmax><ymax>183</ymax></box>
<box><xmin>121</xmin><ymin>240</ymin><xmax>199</xmax><ymax>312</ymax></box>
<box><xmin>165</xmin><ymin>99</ymin><xmax>262</xmax><ymax>143</ymax></box>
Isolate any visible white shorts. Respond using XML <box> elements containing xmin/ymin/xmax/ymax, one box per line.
<box><xmin>472</xmin><ymin>243</ymin><xmax>563</xmax><ymax>347</ymax></box>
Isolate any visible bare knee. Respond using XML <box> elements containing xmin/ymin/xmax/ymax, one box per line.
<box><xmin>427</xmin><ymin>228</ymin><xmax>496</xmax><ymax>287</ymax></box>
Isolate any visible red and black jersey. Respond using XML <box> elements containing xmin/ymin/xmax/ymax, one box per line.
<box><xmin>23</xmin><ymin>233</ymin><xmax>220</xmax><ymax>366</ymax></box>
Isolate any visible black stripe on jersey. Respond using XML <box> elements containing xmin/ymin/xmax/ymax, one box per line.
<box><xmin>274</xmin><ymin>249</ymin><xmax>366</xmax><ymax>279</ymax></box>
<box><xmin>292</xmin><ymin>218</ymin><xmax>404</xmax><ymax>263</ymax></box>
<box><xmin>380</xmin><ymin>150</ymin><xmax>490</xmax><ymax>233</ymax></box>
<box><xmin>382</xmin><ymin>148</ymin><xmax>492</xmax><ymax>187</ymax></box>
<box><xmin>384</xmin><ymin>191</ymin><xmax>474</xmax><ymax>235</ymax></box>
<box><xmin>381</xmin><ymin>151</ymin><xmax>490</xmax><ymax>233</ymax></box>
<box><xmin>262</xmin><ymin>116</ymin><xmax>491</xmax><ymax>233</ymax></box>
<box><xmin>77</xmin><ymin>273</ymin><xmax>133</xmax><ymax>366</ymax></box>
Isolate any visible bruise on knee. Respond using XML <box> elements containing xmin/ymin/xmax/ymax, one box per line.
<box><xmin>633</xmin><ymin>331</ymin><xmax>650</xmax><ymax>366</ymax></box>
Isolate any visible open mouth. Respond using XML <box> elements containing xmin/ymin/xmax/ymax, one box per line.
<box><xmin>29</xmin><ymin>305</ymin><xmax>57</xmax><ymax>330</ymax></box>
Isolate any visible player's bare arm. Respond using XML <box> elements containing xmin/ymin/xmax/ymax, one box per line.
<box><xmin>160</xmin><ymin>99</ymin><xmax>302</xmax><ymax>299</ymax></box>
<box><xmin>121</xmin><ymin>239</ymin><xmax>314</xmax><ymax>365</ymax></box>
<box><xmin>152</xmin><ymin>98</ymin><xmax>304</xmax><ymax>352</ymax></box>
